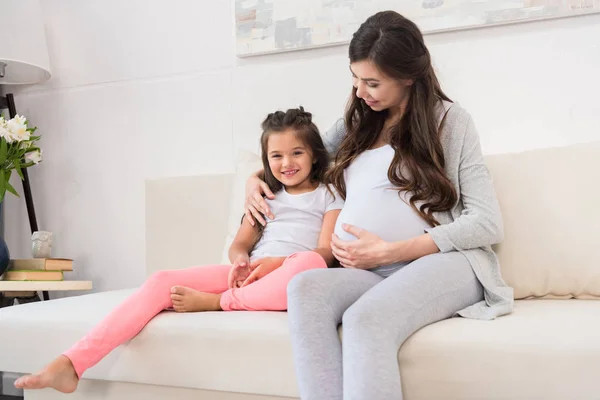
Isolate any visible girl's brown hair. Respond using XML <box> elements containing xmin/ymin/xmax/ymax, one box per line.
<box><xmin>326</xmin><ymin>11</ymin><xmax>457</xmax><ymax>226</ymax></box>
<box><xmin>260</xmin><ymin>106</ymin><xmax>330</xmax><ymax>193</ymax></box>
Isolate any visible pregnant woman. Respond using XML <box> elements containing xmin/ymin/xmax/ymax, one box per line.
<box><xmin>244</xmin><ymin>11</ymin><xmax>513</xmax><ymax>400</ymax></box>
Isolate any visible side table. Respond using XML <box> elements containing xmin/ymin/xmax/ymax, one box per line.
<box><xmin>0</xmin><ymin>280</ymin><xmax>93</xmax><ymax>307</ymax></box>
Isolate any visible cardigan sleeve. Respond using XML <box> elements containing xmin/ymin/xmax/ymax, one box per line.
<box><xmin>323</xmin><ymin>118</ymin><xmax>346</xmax><ymax>156</ymax></box>
<box><xmin>425</xmin><ymin>115</ymin><xmax>504</xmax><ymax>252</ymax></box>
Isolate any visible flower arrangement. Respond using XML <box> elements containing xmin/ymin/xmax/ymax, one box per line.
<box><xmin>0</xmin><ymin>114</ymin><xmax>42</xmax><ymax>202</ymax></box>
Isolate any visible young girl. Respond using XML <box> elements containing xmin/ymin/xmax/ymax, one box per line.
<box><xmin>15</xmin><ymin>106</ymin><xmax>343</xmax><ymax>394</ymax></box>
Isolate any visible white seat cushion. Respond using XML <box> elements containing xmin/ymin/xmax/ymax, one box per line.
<box><xmin>0</xmin><ymin>289</ymin><xmax>299</xmax><ymax>398</ymax></box>
<box><xmin>2</xmin><ymin>292</ymin><xmax>598</xmax><ymax>400</ymax></box>
<box><xmin>400</xmin><ymin>299</ymin><xmax>600</xmax><ymax>400</ymax></box>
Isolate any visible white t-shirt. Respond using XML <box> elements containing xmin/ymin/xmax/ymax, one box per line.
<box><xmin>333</xmin><ymin>145</ymin><xmax>432</xmax><ymax>276</ymax></box>
<box><xmin>250</xmin><ymin>183</ymin><xmax>344</xmax><ymax>261</ymax></box>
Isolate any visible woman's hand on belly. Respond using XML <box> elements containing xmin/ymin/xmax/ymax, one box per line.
<box><xmin>332</xmin><ymin>224</ymin><xmax>442</xmax><ymax>268</ymax></box>
<box><xmin>331</xmin><ymin>223</ymin><xmax>394</xmax><ymax>269</ymax></box>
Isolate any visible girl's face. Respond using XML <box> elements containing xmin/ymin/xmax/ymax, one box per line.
<box><xmin>350</xmin><ymin>59</ymin><xmax>412</xmax><ymax>114</ymax></box>
<box><xmin>267</xmin><ymin>129</ymin><xmax>315</xmax><ymax>193</ymax></box>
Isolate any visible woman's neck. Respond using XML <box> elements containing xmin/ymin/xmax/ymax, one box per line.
<box><xmin>372</xmin><ymin>112</ymin><xmax>403</xmax><ymax>149</ymax></box>
<box><xmin>387</xmin><ymin>96</ymin><xmax>409</xmax><ymax>123</ymax></box>
<box><xmin>374</xmin><ymin>96</ymin><xmax>409</xmax><ymax>147</ymax></box>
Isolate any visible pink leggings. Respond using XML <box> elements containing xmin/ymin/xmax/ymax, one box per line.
<box><xmin>63</xmin><ymin>251</ymin><xmax>326</xmax><ymax>378</ymax></box>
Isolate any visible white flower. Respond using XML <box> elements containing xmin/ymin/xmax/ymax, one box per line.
<box><xmin>6</xmin><ymin>115</ymin><xmax>30</xmax><ymax>142</ymax></box>
<box><xmin>25</xmin><ymin>149</ymin><xmax>43</xmax><ymax>164</ymax></box>
<box><xmin>0</xmin><ymin>116</ymin><xmax>13</xmax><ymax>143</ymax></box>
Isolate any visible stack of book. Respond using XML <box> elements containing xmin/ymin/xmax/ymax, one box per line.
<box><xmin>3</xmin><ymin>258</ymin><xmax>73</xmax><ymax>281</ymax></box>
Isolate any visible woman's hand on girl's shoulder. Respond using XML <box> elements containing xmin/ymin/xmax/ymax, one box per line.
<box><xmin>244</xmin><ymin>174</ymin><xmax>275</xmax><ymax>227</ymax></box>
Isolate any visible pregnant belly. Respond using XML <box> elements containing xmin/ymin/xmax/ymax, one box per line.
<box><xmin>334</xmin><ymin>190</ymin><xmax>432</xmax><ymax>243</ymax></box>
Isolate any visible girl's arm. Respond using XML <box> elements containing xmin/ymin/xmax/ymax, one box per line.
<box><xmin>228</xmin><ymin>217</ymin><xmax>261</xmax><ymax>264</ymax></box>
<box><xmin>313</xmin><ymin>209</ymin><xmax>342</xmax><ymax>267</ymax></box>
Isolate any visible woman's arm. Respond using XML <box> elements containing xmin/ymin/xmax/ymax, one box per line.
<box><xmin>323</xmin><ymin>118</ymin><xmax>345</xmax><ymax>155</ymax></box>
<box><xmin>314</xmin><ymin>209</ymin><xmax>342</xmax><ymax>267</ymax></box>
<box><xmin>425</xmin><ymin>115</ymin><xmax>504</xmax><ymax>252</ymax></box>
<box><xmin>361</xmin><ymin>114</ymin><xmax>504</xmax><ymax>264</ymax></box>
<box><xmin>382</xmin><ymin>233</ymin><xmax>439</xmax><ymax>264</ymax></box>
<box><xmin>228</xmin><ymin>218</ymin><xmax>261</xmax><ymax>263</ymax></box>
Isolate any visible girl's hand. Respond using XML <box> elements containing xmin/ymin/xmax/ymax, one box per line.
<box><xmin>241</xmin><ymin>257</ymin><xmax>285</xmax><ymax>287</ymax></box>
<box><xmin>245</xmin><ymin>174</ymin><xmax>275</xmax><ymax>227</ymax></box>
<box><xmin>228</xmin><ymin>254</ymin><xmax>252</xmax><ymax>289</ymax></box>
<box><xmin>331</xmin><ymin>224</ymin><xmax>392</xmax><ymax>269</ymax></box>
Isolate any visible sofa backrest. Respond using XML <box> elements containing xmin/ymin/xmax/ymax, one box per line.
<box><xmin>146</xmin><ymin>174</ymin><xmax>234</xmax><ymax>276</ymax></box>
<box><xmin>486</xmin><ymin>140</ymin><xmax>600</xmax><ymax>299</ymax></box>
<box><xmin>145</xmin><ymin>141</ymin><xmax>600</xmax><ymax>300</ymax></box>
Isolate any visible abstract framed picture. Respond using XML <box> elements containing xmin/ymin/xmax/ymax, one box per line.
<box><xmin>235</xmin><ymin>0</ymin><xmax>600</xmax><ymax>57</ymax></box>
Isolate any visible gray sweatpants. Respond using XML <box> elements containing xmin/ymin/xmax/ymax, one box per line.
<box><xmin>287</xmin><ymin>251</ymin><xmax>484</xmax><ymax>400</ymax></box>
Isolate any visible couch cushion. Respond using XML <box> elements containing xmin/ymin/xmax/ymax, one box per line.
<box><xmin>400</xmin><ymin>299</ymin><xmax>600</xmax><ymax>400</ymax></box>
<box><xmin>0</xmin><ymin>290</ymin><xmax>299</xmax><ymax>398</ymax></box>
<box><xmin>2</xmin><ymin>291</ymin><xmax>599</xmax><ymax>400</ymax></box>
<box><xmin>485</xmin><ymin>140</ymin><xmax>600</xmax><ymax>299</ymax></box>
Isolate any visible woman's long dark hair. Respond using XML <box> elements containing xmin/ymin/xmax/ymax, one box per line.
<box><xmin>326</xmin><ymin>11</ymin><xmax>457</xmax><ymax>226</ymax></box>
<box><xmin>260</xmin><ymin>106</ymin><xmax>330</xmax><ymax>194</ymax></box>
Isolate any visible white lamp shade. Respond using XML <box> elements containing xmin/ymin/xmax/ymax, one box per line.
<box><xmin>0</xmin><ymin>0</ymin><xmax>51</xmax><ymax>84</ymax></box>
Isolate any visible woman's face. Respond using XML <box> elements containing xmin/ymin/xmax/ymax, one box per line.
<box><xmin>350</xmin><ymin>60</ymin><xmax>412</xmax><ymax>113</ymax></box>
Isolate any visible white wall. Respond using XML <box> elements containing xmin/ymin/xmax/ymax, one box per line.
<box><xmin>4</xmin><ymin>1</ymin><xmax>600</xmax><ymax>295</ymax></box>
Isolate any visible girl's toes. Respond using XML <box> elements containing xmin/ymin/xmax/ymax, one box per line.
<box><xmin>171</xmin><ymin>285</ymin><xmax>194</xmax><ymax>295</ymax></box>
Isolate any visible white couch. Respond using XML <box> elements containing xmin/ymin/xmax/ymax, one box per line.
<box><xmin>1</xmin><ymin>141</ymin><xmax>599</xmax><ymax>400</ymax></box>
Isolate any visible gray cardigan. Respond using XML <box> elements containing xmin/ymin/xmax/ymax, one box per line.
<box><xmin>323</xmin><ymin>102</ymin><xmax>514</xmax><ymax>320</ymax></box>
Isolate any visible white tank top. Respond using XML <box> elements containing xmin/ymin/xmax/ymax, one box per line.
<box><xmin>333</xmin><ymin>145</ymin><xmax>432</xmax><ymax>276</ymax></box>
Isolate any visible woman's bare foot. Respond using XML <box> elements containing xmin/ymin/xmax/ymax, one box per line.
<box><xmin>14</xmin><ymin>355</ymin><xmax>79</xmax><ymax>393</ymax></box>
<box><xmin>170</xmin><ymin>286</ymin><xmax>222</xmax><ymax>312</ymax></box>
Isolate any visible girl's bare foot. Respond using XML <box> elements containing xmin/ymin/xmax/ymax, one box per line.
<box><xmin>14</xmin><ymin>355</ymin><xmax>79</xmax><ymax>393</ymax></box>
<box><xmin>170</xmin><ymin>286</ymin><xmax>222</xmax><ymax>312</ymax></box>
